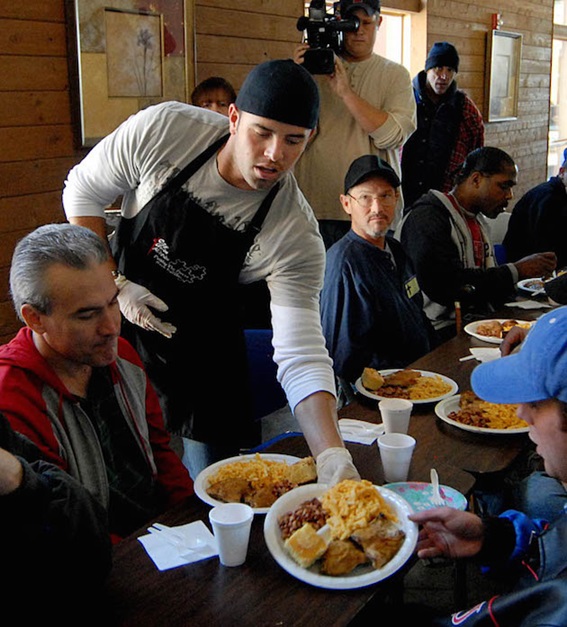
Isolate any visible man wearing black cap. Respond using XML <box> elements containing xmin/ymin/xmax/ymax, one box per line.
<box><xmin>503</xmin><ymin>147</ymin><xmax>567</xmax><ymax>269</ymax></box>
<box><xmin>294</xmin><ymin>0</ymin><xmax>415</xmax><ymax>223</ymax></box>
<box><xmin>401</xmin><ymin>41</ymin><xmax>484</xmax><ymax>209</ymax></box>
<box><xmin>321</xmin><ymin>155</ymin><xmax>432</xmax><ymax>397</ymax></box>
<box><xmin>62</xmin><ymin>59</ymin><xmax>360</xmax><ymax>485</ymax></box>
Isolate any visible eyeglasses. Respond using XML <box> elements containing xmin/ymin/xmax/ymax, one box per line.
<box><xmin>347</xmin><ymin>191</ymin><xmax>397</xmax><ymax>208</ymax></box>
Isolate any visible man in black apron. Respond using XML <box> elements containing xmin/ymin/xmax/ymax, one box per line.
<box><xmin>63</xmin><ymin>60</ymin><xmax>360</xmax><ymax>485</ymax></box>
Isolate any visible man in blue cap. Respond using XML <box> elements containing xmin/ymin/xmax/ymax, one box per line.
<box><xmin>405</xmin><ymin>307</ymin><xmax>567</xmax><ymax>625</ymax></box>
<box><xmin>503</xmin><ymin>147</ymin><xmax>567</xmax><ymax>269</ymax></box>
<box><xmin>63</xmin><ymin>59</ymin><xmax>360</xmax><ymax>485</ymax></box>
<box><xmin>401</xmin><ymin>41</ymin><xmax>485</xmax><ymax>210</ymax></box>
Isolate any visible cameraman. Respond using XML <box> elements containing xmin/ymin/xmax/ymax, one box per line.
<box><xmin>294</xmin><ymin>0</ymin><xmax>416</xmax><ymax>226</ymax></box>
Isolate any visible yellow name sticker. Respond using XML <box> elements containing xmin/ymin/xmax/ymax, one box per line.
<box><xmin>405</xmin><ymin>275</ymin><xmax>420</xmax><ymax>299</ymax></box>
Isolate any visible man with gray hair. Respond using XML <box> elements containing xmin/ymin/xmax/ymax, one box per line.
<box><xmin>62</xmin><ymin>58</ymin><xmax>359</xmax><ymax>485</ymax></box>
<box><xmin>0</xmin><ymin>223</ymin><xmax>194</xmax><ymax>540</ymax></box>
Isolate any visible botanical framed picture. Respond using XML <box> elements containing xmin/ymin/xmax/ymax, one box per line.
<box><xmin>66</xmin><ymin>0</ymin><xmax>193</xmax><ymax>148</ymax></box>
<box><xmin>485</xmin><ymin>30</ymin><xmax>522</xmax><ymax>122</ymax></box>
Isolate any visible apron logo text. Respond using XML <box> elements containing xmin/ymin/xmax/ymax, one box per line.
<box><xmin>148</xmin><ymin>238</ymin><xmax>207</xmax><ymax>284</ymax></box>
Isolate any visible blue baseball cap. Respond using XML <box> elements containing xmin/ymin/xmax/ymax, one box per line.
<box><xmin>471</xmin><ymin>307</ymin><xmax>567</xmax><ymax>404</ymax></box>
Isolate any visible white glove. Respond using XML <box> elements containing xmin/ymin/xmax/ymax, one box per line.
<box><xmin>316</xmin><ymin>447</ymin><xmax>360</xmax><ymax>486</ymax></box>
<box><xmin>114</xmin><ymin>275</ymin><xmax>177</xmax><ymax>338</ymax></box>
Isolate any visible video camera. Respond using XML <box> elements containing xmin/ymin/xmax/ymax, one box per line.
<box><xmin>297</xmin><ymin>0</ymin><xmax>360</xmax><ymax>75</ymax></box>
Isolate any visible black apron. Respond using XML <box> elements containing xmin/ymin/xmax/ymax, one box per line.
<box><xmin>111</xmin><ymin>134</ymin><xmax>279</xmax><ymax>450</ymax></box>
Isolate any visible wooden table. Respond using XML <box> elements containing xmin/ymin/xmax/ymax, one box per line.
<box><xmin>342</xmin><ymin>314</ymin><xmax>536</xmax><ymax>487</ymax></box>
<box><xmin>101</xmin><ymin>304</ymin><xmax>545</xmax><ymax>626</ymax></box>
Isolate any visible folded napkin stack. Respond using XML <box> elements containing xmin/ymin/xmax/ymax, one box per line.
<box><xmin>138</xmin><ymin>520</ymin><xmax>218</xmax><ymax>571</ymax></box>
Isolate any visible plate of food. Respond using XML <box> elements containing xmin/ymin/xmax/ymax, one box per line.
<box><xmin>517</xmin><ymin>277</ymin><xmax>545</xmax><ymax>294</ymax></box>
<box><xmin>464</xmin><ymin>319</ymin><xmax>533</xmax><ymax>344</ymax></box>
<box><xmin>382</xmin><ymin>482</ymin><xmax>468</xmax><ymax>512</ymax></box>
<box><xmin>263</xmin><ymin>480</ymin><xmax>418</xmax><ymax>590</ymax></box>
<box><xmin>355</xmin><ymin>368</ymin><xmax>458</xmax><ymax>404</ymax></box>
<box><xmin>194</xmin><ymin>453</ymin><xmax>317</xmax><ymax>514</ymax></box>
<box><xmin>435</xmin><ymin>392</ymin><xmax>529</xmax><ymax>434</ymax></box>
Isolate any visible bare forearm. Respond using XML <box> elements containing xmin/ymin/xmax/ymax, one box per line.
<box><xmin>293</xmin><ymin>391</ymin><xmax>344</xmax><ymax>457</ymax></box>
<box><xmin>340</xmin><ymin>88</ymin><xmax>389</xmax><ymax>134</ymax></box>
<box><xmin>68</xmin><ymin>216</ymin><xmax>117</xmax><ymax>270</ymax></box>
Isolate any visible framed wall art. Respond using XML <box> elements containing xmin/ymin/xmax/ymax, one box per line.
<box><xmin>66</xmin><ymin>0</ymin><xmax>194</xmax><ymax>148</ymax></box>
<box><xmin>485</xmin><ymin>30</ymin><xmax>522</xmax><ymax>122</ymax></box>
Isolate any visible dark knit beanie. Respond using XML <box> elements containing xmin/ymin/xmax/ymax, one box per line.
<box><xmin>425</xmin><ymin>42</ymin><xmax>460</xmax><ymax>72</ymax></box>
<box><xmin>235</xmin><ymin>59</ymin><xmax>319</xmax><ymax>129</ymax></box>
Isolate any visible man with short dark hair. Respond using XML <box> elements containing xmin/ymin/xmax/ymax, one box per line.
<box><xmin>294</xmin><ymin>0</ymin><xmax>416</xmax><ymax>221</ymax></box>
<box><xmin>321</xmin><ymin>155</ymin><xmax>432</xmax><ymax>396</ymax></box>
<box><xmin>62</xmin><ymin>59</ymin><xmax>359</xmax><ymax>485</ymax></box>
<box><xmin>0</xmin><ymin>224</ymin><xmax>194</xmax><ymax>539</ymax></box>
<box><xmin>399</xmin><ymin>147</ymin><xmax>557</xmax><ymax>339</ymax></box>
<box><xmin>503</xmin><ymin>147</ymin><xmax>567</xmax><ymax>268</ymax></box>
<box><xmin>401</xmin><ymin>41</ymin><xmax>484</xmax><ymax>209</ymax></box>
<box><xmin>190</xmin><ymin>76</ymin><xmax>236</xmax><ymax>117</ymax></box>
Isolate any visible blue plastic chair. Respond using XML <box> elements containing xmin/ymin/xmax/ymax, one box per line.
<box><xmin>244</xmin><ymin>329</ymin><xmax>287</xmax><ymax>422</ymax></box>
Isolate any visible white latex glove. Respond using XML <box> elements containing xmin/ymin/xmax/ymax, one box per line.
<box><xmin>114</xmin><ymin>275</ymin><xmax>177</xmax><ymax>338</ymax></box>
<box><xmin>316</xmin><ymin>447</ymin><xmax>360</xmax><ymax>486</ymax></box>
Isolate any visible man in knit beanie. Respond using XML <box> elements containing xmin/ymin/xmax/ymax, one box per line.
<box><xmin>401</xmin><ymin>41</ymin><xmax>485</xmax><ymax>210</ymax></box>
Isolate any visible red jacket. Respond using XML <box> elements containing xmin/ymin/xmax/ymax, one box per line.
<box><xmin>0</xmin><ymin>328</ymin><xmax>193</xmax><ymax>536</ymax></box>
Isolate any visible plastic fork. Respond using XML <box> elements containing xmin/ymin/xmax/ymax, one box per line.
<box><xmin>147</xmin><ymin>522</ymin><xmax>207</xmax><ymax>555</ymax></box>
<box><xmin>430</xmin><ymin>468</ymin><xmax>444</xmax><ymax>507</ymax></box>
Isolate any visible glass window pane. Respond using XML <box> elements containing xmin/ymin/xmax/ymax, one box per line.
<box><xmin>555</xmin><ymin>0</ymin><xmax>567</xmax><ymax>26</ymax></box>
<box><xmin>548</xmin><ymin>38</ymin><xmax>567</xmax><ymax>177</ymax></box>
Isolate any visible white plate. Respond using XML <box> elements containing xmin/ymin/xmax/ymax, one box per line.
<box><xmin>517</xmin><ymin>278</ymin><xmax>545</xmax><ymax>294</ymax></box>
<box><xmin>194</xmin><ymin>453</ymin><xmax>302</xmax><ymax>514</ymax></box>
<box><xmin>355</xmin><ymin>369</ymin><xmax>458</xmax><ymax>404</ymax></box>
<box><xmin>435</xmin><ymin>395</ymin><xmax>529</xmax><ymax>435</ymax></box>
<box><xmin>263</xmin><ymin>484</ymin><xmax>418</xmax><ymax>590</ymax></box>
<box><xmin>464</xmin><ymin>319</ymin><xmax>533</xmax><ymax>345</ymax></box>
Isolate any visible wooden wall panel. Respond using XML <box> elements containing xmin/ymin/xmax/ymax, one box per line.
<box><xmin>0</xmin><ymin>18</ymin><xmax>67</xmax><ymax>56</ymax></box>
<box><xmin>0</xmin><ymin>2</ymin><xmax>63</xmax><ymax>21</ymax></box>
<box><xmin>194</xmin><ymin>0</ymin><xmax>304</xmax><ymax>88</ymax></box>
<box><xmin>0</xmin><ymin>92</ymin><xmax>71</xmax><ymax>127</ymax></box>
<box><xmin>426</xmin><ymin>0</ymin><xmax>554</xmax><ymax>205</ymax></box>
<box><xmin>0</xmin><ymin>1</ymin><xmax>76</xmax><ymax>341</ymax></box>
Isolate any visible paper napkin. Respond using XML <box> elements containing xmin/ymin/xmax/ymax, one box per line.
<box><xmin>138</xmin><ymin>520</ymin><xmax>218</xmax><ymax>571</ymax></box>
<box><xmin>338</xmin><ymin>419</ymin><xmax>385</xmax><ymax>445</ymax></box>
<box><xmin>469</xmin><ymin>347</ymin><xmax>501</xmax><ymax>362</ymax></box>
<box><xmin>505</xmin><ymin>300</ymin><xmax>552</xmax><ymax>310</ymax></box>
